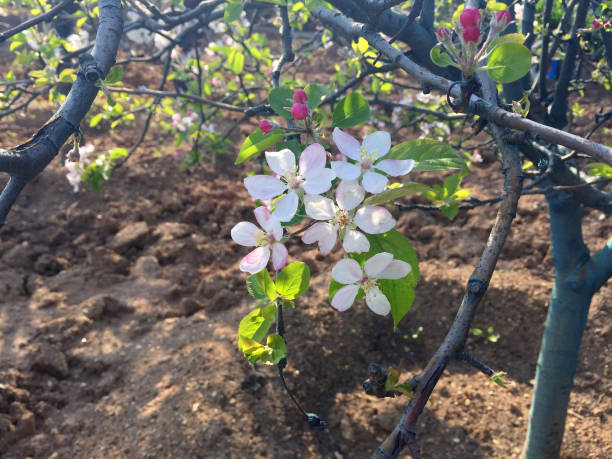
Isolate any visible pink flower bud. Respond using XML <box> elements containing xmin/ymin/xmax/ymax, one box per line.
<box><xmin>592</xmin><ymin>19</ymin><xmax>601</xmax><ymax>29</ymax></box>
<box><xmin>293</xmin><ymin>89</ymin><xmax>308</xmax><ymax>103</ymax></box>
<box><xmin>605</xmin><ymin>22</ymin><xmax>611</xmax><ymax>30</ymax></box>
<box><xmin>496</xmin><ymin>10</ymin><xmax>511</xmax><ymax>27</ymax></box>
<box><xmin>291</xmin><ymin>103</ymin><xmax>308</xmax><ymax>121</ymax></box>
<box><xmin>436</xmin><ymin>27</ymin><xmax>451</xmax><ymax>41</ymax></box>
<box><xmin>460</xmin><ymin>8</ymin><xmax>481</xmax><ymax>28</ymax></box>
<box><xmin>462</xmin><ymin>26</ymin><xmax>480</xmax><ymax>43</ymax></box>
<box><xmin>259</xmin><ymin>119</ymin><xmax>273</xmax><ymax>133</ymax></box>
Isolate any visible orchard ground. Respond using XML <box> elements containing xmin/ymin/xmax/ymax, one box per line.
<box><xmin>0</xmin><ymin>56</ymin><xmax>611</xmax><ymax>458</ymax></box>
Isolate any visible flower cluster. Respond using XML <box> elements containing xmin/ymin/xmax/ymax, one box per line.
<box><xmin>172</xmin><ymin>109</ymin><xmax>198</xmax><ymax>132</ymax></box>
<box><xmin>435</xmin><ymin>7</ymin><xmax>512</xmax><ymax>78</ymax></box>
<box><xmin>231</xmin><ymin>127</ymin><xmax>415</xmax><ymax>316</ymax></box>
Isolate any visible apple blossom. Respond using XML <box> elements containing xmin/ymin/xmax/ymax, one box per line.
<box><xmin>592</xmin><ymin>19</ymin><xmax>601</xmax><ymax>29</ymax></box>
<box><xmin>243</xmin><ymin>144</ymin><xmax>336</xmax><ymax>221</ymax></box>
<box><xmin>291</xmin><ymin>103</ymin><xmax>308</xmax><ymax>121</ymax></box>
<box><xmin>331</xmin><ymin>252</ymin><xmax>411</xmax><ymax>315</ymax></box>
<box><xmin>259</xmin><ymin>119</ymin><xmax>273</xmax><ymax>133</ymax></box>
<box><xmin>293</xmin><ymin>89</ymin><xmax>308</xmax><ymax>103</ymax></box>
<box><xmin>330</xmin><ymin>127</ymin><xmax>415</xmax><ymax>194</ymax></box>
<box><xmin>436</xmin><ymin>27</ymin><xmax>451</xmax><ymax>41</ymax></box>
<box><xmin>230</xmin><ymin>206</ymin><xmax>288</xmax><ymax>274</ymax></box>
<box><xmin>460</xmin><ymin>8</ymin><xmax>481</xmax><ymax>28</ymax></box>
<box><xmin>301</xmin><ymin>183</ymin><xmax>396</xmax><ymax>254</ymax></box>
<box><xmin>462</xmin><ymin>26</ymin><xmax>480</xmax><ymax>43</ymax></box>
<box><xmin>496</xmin><ymin>10</ymin><xmax>511</xmax><ymax>28</ymax></box>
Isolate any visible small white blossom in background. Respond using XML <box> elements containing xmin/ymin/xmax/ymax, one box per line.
<box><xmin>331</xmin><ymin>252</ymin><xmax>411</xmax><ymax>315</ymax></box>
<box><xmin>64</xmin><ymin>143</ymin><xmax>95</xmax><ymax>192</ymax></box>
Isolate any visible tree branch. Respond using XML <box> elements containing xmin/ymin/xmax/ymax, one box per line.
<box><xmin>312</xmin><ymin>7</ymin><xmax>612</xmax><ymax>166</ymax></box>
<box><xmin>0</xmin><ymin>0</ymin><xmax>123</xmax><ymax>226</ymax></box>
<box><xmin>0</xmin><ymin>0</ymin><xmax>76</xmax><ymax>43</ymax></box>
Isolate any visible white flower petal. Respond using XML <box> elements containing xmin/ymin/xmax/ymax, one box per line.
<box><xmin>272</xmin><ymin>192</ymin><xmax>299</xmax><ymax>222</ymax></box>
<box><xmin>331</xmin><ymin>161</ymin><xmax>361</xmax><ymax>180</ymax></box>
<box><xmin>244</xmin><ymin>175</ymin><xmax>286</xmax><ymax>200</ymax></box>
<box><xmin>331</xmin><ymin>284</ymin><xmax>360</xmax><ymax>312</ymax></box>
<box><xmin>336</xmin><ymin>179</ymin><xmax>365</xmax><ymax>211</ymax></box>
<box><xmin>240</xmin><ymin>246</ymin><xmax>270</xmax><ymax>274</ymax></box>
<box><xmin>271</xmin><ymin>242</ymin><xmax>288</xmax><ymax>271</ymax></box>
<box><xmin>363</xmin><ymin>131</ymin><xmax>391</xmax><ymax>160</ymax></box>
<box><xmin>265</xmin><ymin>149</ymin><xmax>296</xmax><ymax>176</ymax></box>
<box><xmin>333</xmin><ymin>127</ymin><xmax>361</xmax><ymax>161</ymax></box>
<box><xmin>342</xmin><ymin>229</ymin><xmax>370</xmax><ymax>253</ymax></box>
<box><xmin>302</xmin><ymin>222</ymin><xmax>337</xmax><ymax>254</ymax></box>
<box><xmin>364</xmin><ymin>252</ymin><xmax>394</xmax><ymax>278</ymax></box>
<box><xmin>254</xmin><ymin>206</ymin><xmax>282</xmax><ymax>240</ymax></box>
<box><xmin>377</xmin><ymin>259</ymin><xmax>412</xmax><ymax>280</ymax></box>
<box><xmin>304</xmin><ymin>194</ymin><xmax>335</xmax><ymax>220</ymax></box>
<box><xmin>302</xmin><ymin>168</ymin><xmax>335</xmax><ymax>195</ymax></box>
<box><xmin>365</xmin><ymin>286</ymin><xmax>391</xmax><ymax>315</ymax></box>
<box><xmin>374</xmin><ymin>159</ymin><xmax>415</xmax><ymax>177</ymax></box>
<box><xmin>230</xmin><ymin>221</ymin><xmax>260</xmax><ymax>247</ymax></box>
<box><xmin>331</xmin><ymin>258</ymin><xmax>363</xmax><ymax>284</ymax></box>
<box><xmin>299</xmin><ymin>143</ymin><xmax>326</xmax><ymax>179</ymax></box>
<box><xmin>354</xmin><ymin>206</ymin><xmax>396</xmax><ymax>234</ymax></box>
<box><xmin>362</xmin><ymin>170</ymin><xmax>388</xmax><ymax>194</ymax></box>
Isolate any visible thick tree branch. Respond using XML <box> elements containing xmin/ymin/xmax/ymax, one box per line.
<box><xmin>0</xmin><ymin>0</ymin><xmax>123</xmax><ymax>226</ymax></box>
<box><xmin>548</xmin><ymin>0</ymin><xmax>589</xmax><ymax>128</ymax></box>
<box><xmin>312</xmin><ymin>8</ymin><xmax>612</xmax><ymax>166</ymax></box>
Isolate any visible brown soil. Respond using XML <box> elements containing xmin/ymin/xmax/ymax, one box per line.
<box><xmin>0</xmin><ymin>75</ymin><xmax>611</xmax><ymax>459</ymax></box>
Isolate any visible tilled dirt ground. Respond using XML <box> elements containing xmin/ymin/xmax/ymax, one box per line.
<box><xmin>0</xmin><ymin>92</ymin><xmax>611</xmax><ymax>458</ymax></box>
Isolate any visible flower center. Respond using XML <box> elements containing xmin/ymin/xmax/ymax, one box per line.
<box><xmin>360</xmin><ymin>277</ymin><xmax>378</xmax><ymax>293</ymax></box>
<box><xmin>283</xmin><ymin>170</ymin><xmax>304</xmax><ymax>190</ymax></box>
<box><xmin>360</xmin><ymin>147</ymin><xmax>378</xmax><ymax>170</ymax></box>
<box><xmin>332</xmin><ymin>209</ymin><xmax>354</xmax><ymax>230</ymax></box>
<box><xmin>255</xmin><ymin>230</ymin><xmax>272</xmax><ymax>247</ymax></box>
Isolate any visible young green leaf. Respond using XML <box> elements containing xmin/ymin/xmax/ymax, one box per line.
<box><xmin>235</xmin><ymin>128</ymin><xmax>284</xmax><ymax>164</ymax></box>
<box><xmin>246</xmin><ymin>270</ymin><xmax>277</xmax><ymax>300</ymax></box>
<box><xmin>237</xmin><ymin>304</ymin><xmax>276</xmax><ymax>351</ymax></box>
<box><xmin>269</xmin><ymin>87</ymin><xmax>294</xmax><ymax>118</ymax></box>
<box><xmin>104</xmin><ymin>65</ymin><xmax>123</xmax><ymax>85</ymax></box>
<box><xmin>332</xmin><ymin>93</ymin><xmax>371</xmax><ymax>128</ymax></box>
<box><xmin>364</xmin><ymin>183</ymin><xmax>432</xmax><ymax>206</ymax></box>
<box><xmin>487</xmin><ymin>42</ymin><xmax>531</xmax><ymax>84</ymax></box>
<box><xmin>224</xmin><ymin>1</ymin><xmax>243</xmax><ymax>22</ymax></box>
<box><xmin>276</xmin><ymin>262</ymin><xmax>310</xmax><ymax>299</ymax></box>
<box><xmin>430</xmin><ymin>45</ymin><xmax>454</xmax><ymax>68</ymax></box>
<box><xmin>386</xmin><ymin>139</ymin><xmax>468</xmax><ymax>172</ymax></box>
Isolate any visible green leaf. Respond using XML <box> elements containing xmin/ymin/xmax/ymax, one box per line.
<box><xmin>264</xmin><ymin>334</ymin><xmax>287</xmax><ymax>365</ymax></box>
<box><xmin>486</xmin><ymin>33</ymin><xmax>526</xmax><ymax>54</ymax></box>
<box><xmin>393</xmin><ymin>383</ymin><xmax>413</xmax><ymax>396</ymax></box>
<box><xmin>276</xmin><ymin>262</ymin><xmax>310</xmax><ymax>299</ymax></box>
<box><xmin>228</xmin><ymin>49</ymin><xmax>245</xmax><ymax>74</ymax></box>
<box><xmin>332</xmin><ymin>92</ymin><xmax>370</xmax><ymax>128</ymax></box>
<box><xmin>430</xmin><ymin>45</ymin><xmax>454</xmax><ymax>68</ymax></box>
<box><xmin>104</xmin><ymin>66</ymin><xmax>123</xmax><ymax>85</ymax></box>
<box><xmin>386</xmin><ymin>139</ymin><xmax>468</xmax><ymax>172</ymax></box>
<box><xmin>443</xmin><ymin>173</ymin><xmax>461</xmax><ymax>196</ymax></box>
<box><xmin>269</xmin><ymin>87</ymin><xmax>294</xmax><ymax>118</ymax></box>
<box><xmin>586</xmin><ymin>162</ymin><xmax>612</xmax><ymax>178</ymax></box>
<box><xmin>246</xmin><ymin>270</ymin><xmax>276</xmax><ymax>300</ymax></box>
<box><xmin>237</xmin><ymin>304</ymin><xmax>276</xmax><ymax>351</ymax></box>
<box><xmin>89</xmin><ymin>113</ymin><xmax>103</xmax><ymax>128</ymax></box>
<box><xmin>224</xmin><ymin>1</ymin><xmax>243</xmax><ymax>22</ymax></box>
<box><xmin>489</xmin><ymin>371</ymin><xmax>508</xmax><ymax>388</ymax></box>
<box><xmin>487</xmin><ymin>42</ymin><xmax>531</xmax><ymax>84</ymax></box>
<box><xmin>235</xmin><ymin>128</ymin><xmax>284</xmax><ymax>164</ymax></box>
<box><xmin>440</xmin><ymin>203</ymin><xmax>459</xmax><ymax>220</ymax></box>
<box><xmin>363</xmin><ymin>183</ymin><xmax>431</xmax><ymax>206</ymax></box>
<box><xmin>486</xmin><ymin>0</ymin><xmax>508</xmax><ymax>11</ymax></box>
<box><xmin>305</xmin><ymin>83</ymin><xmax>329</xmax><ymax>110</ymax></box>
